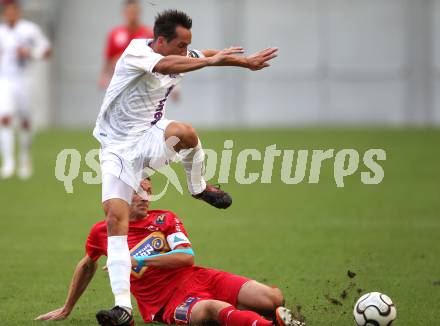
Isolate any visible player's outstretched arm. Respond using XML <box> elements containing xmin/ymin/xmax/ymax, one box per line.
<box><xmin>201</xmin><ymin>49</ymin><xmax>221</xmax><ymax>57</ymax></box>
<box><xmin>153</xmin><ymin>47</ymin><xmax>277</xmax><ymax>74</ymax></box>
<box><xmin>153</xmin><ymin>47</ymin><xmax>245</xmax><ymax>74</ymax></box>
<box><xmin>132</xmin><ymin>246</ymin><xmax>195</xmax><ymax>269</ymax></box>
<box><xmin>213</xmin><ymin>47</ymin><xmax>279</xmax><ymax>71</ymax></box>
<box><xmin>35</xmin><ymin>256</ymin><xmax>98</xmax><ymax>321</ymax></box>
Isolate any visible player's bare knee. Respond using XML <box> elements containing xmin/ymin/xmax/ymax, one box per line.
<box><xmin>191</xmin><ymin>300</ymin><xmax>220</xmax><ymax>325</ymax></box>
<box><xmin>182</xmin><ymin>124</ymin><xmax>198</xmax><ymax>148</ymax></box>
<box><xmin>167</xmin><ymin>122</ymin><xmax>198</xmax><ymax>149</ymax></box>
<box><xmin>21</xmin><ymin>120</ymin><xmax>31</xmax><ymax>130</ymax></box>
<box><xmin>1</xmin><ymin>116</ymin><xmax>12</xmax><ymax>126</ymax></box>
<box><xmin>259</xmin><ymin>287</ymin><xmax>284</xmax><ymax>310</ymax></box>
<box><xmin>207</xmin><ymin>301</ymin><xmax>230</xmax><ymax>321</ymax></box>
<box><xmin>270</xmin><ymin>288</ymin><xmax>285</xmax><ymax>307</ymax></box>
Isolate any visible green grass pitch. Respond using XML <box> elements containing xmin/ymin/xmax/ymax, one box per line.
<box><xmin>0</xmin><ymin>128</ymin><xmax>439</xmax><ymax>325</ymax></box>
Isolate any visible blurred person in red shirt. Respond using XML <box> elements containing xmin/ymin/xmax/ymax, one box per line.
<box><xmin>98</xmin><ymin>0</ymin><xmax>153</xmax><ymax>89</ymax></box>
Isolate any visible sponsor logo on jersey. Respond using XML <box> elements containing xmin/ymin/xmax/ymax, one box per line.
<box><xmin>146</xmin><ymin>225</ymin><xmax>159</xmax><ymax>232</ymax></box>
<box><xmin>151</xmin><ymin>86</ymin><xmax>175</xmax><ymax>125</ymax></box>
<box><xmin>155</xmin><ymin>214</ymin><xmax>167</xmax><ymax>225</ymax></box>
<box><xmin>130</xmin><ymin>231</ymin><xmax>170</xmax><ymax>277</ymax></box>
<box><xmin>174</xmin><ymin>217</ymin><xmax>182</xmax><ymax>232</ymax></box>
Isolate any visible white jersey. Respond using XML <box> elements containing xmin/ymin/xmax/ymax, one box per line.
<box><xmin>0</xmin><ymin>19</ymin><xmax>50</xmax><ymax>79</ymax></box>
<box><xmin>93</xmin><ymin>39</ymin><xmax>203</xmax><ymax>153</ymax></box>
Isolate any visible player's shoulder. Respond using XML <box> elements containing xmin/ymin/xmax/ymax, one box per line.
<box><xmin>188</xmin><ymin>49</ymin><xmax>204</xmax><ymax>58</ymax></box>
<box><xmin>124</xmin><ymin>38</ymin><xmax>154</xmax><ymax>57</ymax></box>
<box><xmin>89</xmin><ymin>220</ymin><xmax>107</xmax><ymax>235</ymax></box>
<box><xmin>17</xmin><ymin>19</ymin><xmax>40</xmax><ymax>32</ymax></box>
<box><xmin>109</xmin><ymin>25</ymin><xmax>127</xmax><ymax>35</ymax></box>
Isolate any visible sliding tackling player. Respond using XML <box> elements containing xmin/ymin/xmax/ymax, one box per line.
<box><xmin>36</xmin><ymin>178</ymin><xmax>303</xmax><ymax>326</ymax></box>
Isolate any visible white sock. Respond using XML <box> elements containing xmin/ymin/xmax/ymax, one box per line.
<box><xmin>180</xmin><ymin>139</ymin><xmax>207</xmax><ymax>195</ymax></box>
<box><xmin>19</xmin><ymin>127</ymin><xmax>32</xmax><ymax>166</ymax></box>
<box><xmin>0</xmin><ymin>126</ymin><xmax>14</xmax><ymax>169</ymax></box>
<box><xmin>107</xmin><ymin>235</ymin><xmax>132</xmax><ymax>310</ymax></box>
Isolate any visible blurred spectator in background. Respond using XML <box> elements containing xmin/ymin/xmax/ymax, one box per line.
<box><xmin>98</xmin><ymin>0</ymin><xmax>154</xmax><ymax>89</ymax></box>
<box><xmin>0</xmin><ymin>0</ymin><xmax>52</xmax><ymax>179</ymax></box>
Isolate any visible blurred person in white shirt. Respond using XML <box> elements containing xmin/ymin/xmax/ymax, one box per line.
<box><xmin>0</xmin><ymin>1</ymin><xmax>52</xmax><ymax>179</ymax></box>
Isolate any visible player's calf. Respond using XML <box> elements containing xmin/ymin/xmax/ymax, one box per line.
<box><xmin>191</xmin><ymin>301</ymin><xmax>273</xmax><ymax>326</ymax></box>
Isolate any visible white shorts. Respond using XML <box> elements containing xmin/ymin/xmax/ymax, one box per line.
<box><xmin>0</xmin><ymin>78</ymin><xmax>31</xmax><ymax>120</ymax></box>
<box><xmin>100</xmin><ymin>119</ymin><xmax>177</xmax><ymax>203</ymax></box>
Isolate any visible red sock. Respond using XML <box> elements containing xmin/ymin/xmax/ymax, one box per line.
<box><xmin>218</xmin><ymin>306</ymin><xmax>273</xmax><ymax>326</ymax></box>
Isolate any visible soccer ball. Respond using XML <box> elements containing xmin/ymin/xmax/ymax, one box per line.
<box><xmin>353</xmin><ymin>292</ymin><xmax>397</xmax><ymax>326</ymax></box>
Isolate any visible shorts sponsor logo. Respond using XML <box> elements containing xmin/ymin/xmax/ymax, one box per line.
<box><xmin>174</xmin><ymin>297</ymin><xmax>200</xmax><ymax>324</ymax></box>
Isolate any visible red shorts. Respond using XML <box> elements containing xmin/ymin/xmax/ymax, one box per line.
<box><xmin>160</xmin><ymin>268</ymin><xmax>250</xmax><ymax>324</ymax></box>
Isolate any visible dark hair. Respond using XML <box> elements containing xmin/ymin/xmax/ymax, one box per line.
<box><xmin>1</xmin><ymin>0</ymin><xmax>19</xmax><ymax>8</ymax></box>
<box><xmin>124</xmin><ymin>0</ymin><xmax>139</xmax><ymax>6</ymax></box>
<box><xmin>154</xmin><ymin>9</ymin><xmax>192</xmax><ymax>42</ymax></box>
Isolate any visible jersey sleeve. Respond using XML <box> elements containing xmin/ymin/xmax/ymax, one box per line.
<box><xmin>124</xmin><ymin>39</ymin><xmax>163</xmax><ymax>73</ymax></box>
<box><xmin>105</xmin><ymin>30</ymin><xmax>118</xmax><ymax>60</ymax></box>
<box><xmin>29</xmin><ymin>23</ymin><xmax>51</xmax><ymax>59</ymax></box>
<box><xmin>85</xmin><ymin>224</ymin><xmax>106</xmax><ymax>261</ymax></box>
<box><xmin>188</xmin><ymin>49</ymin><xmax>205</xmax><ymax>58</ymax></box>
<box><xmin>164</xmin><ymin>213</ymin><xmax>192</xmax><ymax>250</ymax></box>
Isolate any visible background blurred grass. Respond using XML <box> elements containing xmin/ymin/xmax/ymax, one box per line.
<box><xmin>0</xmin><ymin>128</ymin><xmax>439</xmax><ymax>325</ymax></box>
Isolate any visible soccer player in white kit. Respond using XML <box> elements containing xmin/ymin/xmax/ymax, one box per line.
<box><xmin>0</xmin><ymin>2</ymin><xmax>52</xmax><ymax>179</ymax></box>
<box><xmin>93</xmin><ymin>10</ymin><xmax>277</xmax><ymax>325</ymax></box>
